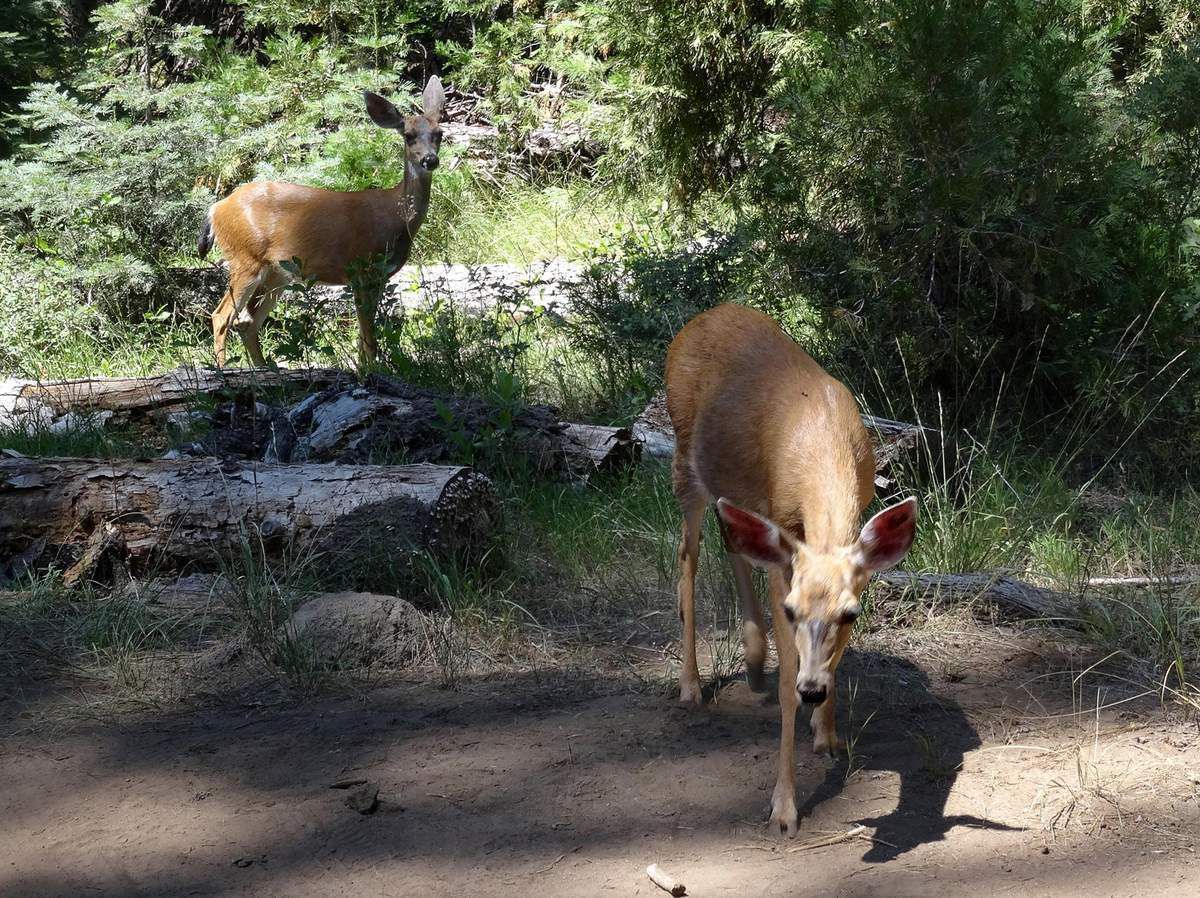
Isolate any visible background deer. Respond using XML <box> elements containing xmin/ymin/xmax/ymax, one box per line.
<box><xmin>665</xmin><ymin>303</ymin><xmax>918</xmax><ymax>837</ymax></box>
<box><xmin>197</xmin><ymin>77</ymin><xmax>446</xmax><ymax>369</ymax></box>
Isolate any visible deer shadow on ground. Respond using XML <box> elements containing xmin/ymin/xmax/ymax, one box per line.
<box><xmin>720</xmin><ymin>646</ymin><xmax>1022</xmax><ymax>863</ymax></box>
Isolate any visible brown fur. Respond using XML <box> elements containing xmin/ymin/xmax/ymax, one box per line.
<box><xmin>665</xmin><ymin>303</ymin><xmax>915</xmax><ymax>838</ymax></box>
<box><xmin>667</xmin><ymin>303</ymin><xmax>875</xmax><ymax>547</ymax></box>
<box><xmin>205</xmin><ymin>78</ymin><xmax>445</xmax><ymax>369</ymax></box>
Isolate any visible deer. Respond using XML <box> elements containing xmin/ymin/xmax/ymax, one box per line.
<box><xmin>665</xmin><ymin>303</ymin><xmax>918</xmax><ymax>837</ymax></box>
<box><xmin>197</xmin><ymin>76</ymin><xmax>446</xmax><ymax>370</ymax></box>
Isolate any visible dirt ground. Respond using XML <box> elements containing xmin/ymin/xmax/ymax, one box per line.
<box><xmin>3</xmin><ymin>620</ymin><xmax>1199</xmax><ymax>897</ymax></box>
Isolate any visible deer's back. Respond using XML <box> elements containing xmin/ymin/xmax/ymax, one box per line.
<box><xmin>211</xmin><ymin>182</ymin><xmax>405</xmax><ymax>284</ymax></box>
<box><xmin>666</xmin><ymin>304</ymin><xmax>874</xmax><ymax>543</ymax></box>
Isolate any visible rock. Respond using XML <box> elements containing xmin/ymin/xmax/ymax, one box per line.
<box><xmin>287</xmin><ymin>592</ymin><xmax>426</xmax><ymax>669</ymax></box>
<box><xmin>345</xmin><ymin>783</ymin><xmax>380</xmax><ymax>815</ymax></box>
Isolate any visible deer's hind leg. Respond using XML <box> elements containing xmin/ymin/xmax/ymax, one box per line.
<box><xmin>727</xmin><ymin>550</ymin><xmax>767</xmax><ymax>692</ymax></box>
<box><xmin>214</xmin><ymin>263</ymin><xmax>269</xmax><ymax>367</ymax></box>
<box><xmin>212</xmin><ymin>285</ymin><xmax>237</xmax><ymax>368</ymax></box>
<box><xmin>238</xmin><ymin>264</ymin><xmax>289</xmax><ymax>368</ymax></box>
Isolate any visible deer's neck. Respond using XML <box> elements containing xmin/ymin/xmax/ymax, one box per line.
<box><xmin>386</xmin><ymin>161</ymin><xmax>434</xmax><ymax>239</ymax></box>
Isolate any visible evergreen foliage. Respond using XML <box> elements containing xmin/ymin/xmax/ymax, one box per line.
<box><xmin>1</xmin><ymin>1</ymin><xmax>1199</xmax><ymax>460</ymax></box>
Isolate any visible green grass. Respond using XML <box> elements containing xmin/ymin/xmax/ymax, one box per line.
<box><xmin>0</xmin><ymin>574</ymin><xmax>190</xmax><ymax>691</ymax></box>
<box><xmin>417</xmin><ymin>169</ymin><xmax>672</xmax><ymax>265</ymax></box>
<box><xmin>4</xmin><ymin>176</ymin><xmax>1200</xmax><ymax>702</ymax></box>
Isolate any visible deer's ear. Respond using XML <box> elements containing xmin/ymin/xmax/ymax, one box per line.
<box><xmin>422</xmin><ymin>75</ymin><xmax>446</xmax><ymax>120</ymax></box>
<box><xmin>716</xmin><ymin>499</ymin><xmax>794</xmax><ymax>569</ymax></box>
<box><xmin>853</xmin><ymin>497</ymin><xmax>917</xmax><ymax>572</ymax></box>
<box><xmin>363</xmin><ymin>90</ymin><xmax>404</xmax><ymax>131</ymax></box>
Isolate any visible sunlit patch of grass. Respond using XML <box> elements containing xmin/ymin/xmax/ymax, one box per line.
<box><xmin>418</xmin><ymin>167</ymin><xmax>671</xmax><ymax>265</ymax></box>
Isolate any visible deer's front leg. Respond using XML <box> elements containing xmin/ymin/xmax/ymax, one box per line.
<box><xmin>768</xmin><ymin>567</ymin><xmax>799</xmax><ymax>837</ymax></box>
<box><xmin>811</xmin><ymin>677</ymin><xmax>843</xmax><ymax>756</ymax></box>
<box><xmin>354</xmin><ymin>289</ymin><xmax>381</xmax><ymax>370</ymax></box>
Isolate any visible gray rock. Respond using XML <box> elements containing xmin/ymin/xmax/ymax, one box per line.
<box><xmin>287</xmin><ymin>592</ymin><xmax>426</xmax><ymax>669</ymax></box>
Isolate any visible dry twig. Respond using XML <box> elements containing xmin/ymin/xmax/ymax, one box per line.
<box><xmin>646</xmin><ymin>863</ymin><xmax>687</xmax><ymax>896</ymax></box>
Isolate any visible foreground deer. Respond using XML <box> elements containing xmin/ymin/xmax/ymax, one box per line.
<box><xmin>666</xmin><ymin>303</ymin><xmax>917</xmax><ymax>836</ymax></box>
<box><xmin>197</xmin><ymin>77</ymin><xmax>446</xmax><ymax>369</ymax></box>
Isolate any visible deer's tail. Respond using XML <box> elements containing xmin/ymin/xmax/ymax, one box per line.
<box><xmin>197</xmin><ymin>208</ymin><xmax>214</xmax><ymax>259</ymax></box>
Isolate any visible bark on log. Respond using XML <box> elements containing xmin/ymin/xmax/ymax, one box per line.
<box><xmin>559</xmin><ymin>423</ymin><xmax>638</xmax><ymax>472</ymax></box>
<box><xmin>631</xmin><ymin>391</ymin><xmax>927</xmax><ymax>487</ymax></box>
<box><xmin>0</xmin><ymin>457</ymin><xmax>498</xmax><ymax>576</ymax></box>
<box><xmin>1</xmin><ymin>365</ymin><xmax>351</xmax><ymax>430</ymax></box>
<box><xmin>281</xmin><ymin>376</ymin><xmax>637</xmax><ymax>476</ymax></box>
<box><xmin>872</xmin><ymin>571</ymin><xmax>1084</xmax><ymax>621</ymax></box>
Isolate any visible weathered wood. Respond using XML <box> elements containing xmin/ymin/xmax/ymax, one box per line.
<box><xmin>1086</xmin><ymin>575</ymin><xmax>1200</xmax><ymax>589</ymax></box>
<box><xmin>0</xmin><ymin>365</ymin><xmax>351</xmax><ymax>431</ymax></box>
<box><xmin>443</xmin><ymin>120</ymin><xmax>602</xmax><ymax>173</ymax></box>
<box><xmin>558</xmin><ymin>423</ymin><xmax>638</xmax><ymax>473</ymax></box>
<box><xmin>0</xmin><ymin>457</ymin><xmax>498</xmax><ymax>576</ymax></box>
<box><xmin>282</xmin><ymin>377</ymin><xmax>638</xmax><ymax>476</ymax></box>
<box><xmin>631</xmin><ymin>391</ymin><xmax>927</xmax><ymax>486</ymax></box>
<box><xmin>62</xmin><ymin>522</ymin><xmax>126</xmax><ymax>589</ymax></box>
<box><xmin>872</xmin><ymin>571</ymin><xmax>1084</xmax><ymax>621</ymax></box>
<box><xmin>645</xmin><ymin>864</ymin><xmax>687</xmax><ymax>897</ymax></box>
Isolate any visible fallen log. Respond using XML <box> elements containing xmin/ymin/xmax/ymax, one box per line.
<box><xmin>1085</xmin><ymin>575</ymin><xmax>1200</xmax><ymax>589</ymax></box>
<box><xmin>559</xmin><ymin>423</ymin><xmax>638</xmax><ymax>472</ymax></box>
<box><xmin>280</xmin><ymin>376</ymin><xmax>637</xmax><ymax>476</ymax></box>
<box><xmin>632</xmin><ymin>391</ymin><xmax>927</xmax><ymax>487</ymax></box>
<box><xmin>1</xmin><ymin>365</ymin><xmax>351</xmax><ymax>431</ymax></box>
<box><xmin>872</xmin><ymin>571</ymin><xmax>1084</xmax><ymax>622</ymax></box>
<box><xmin>0</xmin><ymin>457</ymin><xmax>498</xmax><ymax>577</ymax></box>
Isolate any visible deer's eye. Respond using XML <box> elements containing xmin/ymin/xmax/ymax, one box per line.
<box><xmin>783</xmin><ymin>605</ymin><xmax>797</xmax><ymax>624</ymax></box>
<box><xmin>838</xmin><ymin>609</ymin><xmax>860</xmax><ymax>626</ymax></box>
<box><xmin>405</xmin><ymin>133</ymin><xmax>415</xmax><ymax>144</ymax></box>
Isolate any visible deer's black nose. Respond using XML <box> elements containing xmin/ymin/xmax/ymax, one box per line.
<box><xmin>421</xmin><ymin>154</ymin><xmax>439</xmax><ymax>170</ymax></box>
<box><xmin>799</xmin><ymin>687</ymin><xmax>827</xmax><ymax>706</ymax></box>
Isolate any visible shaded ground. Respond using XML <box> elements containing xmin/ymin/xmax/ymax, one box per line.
<box><xmin>2</xmin><ymin>622</ymin><xmax>1199</xmax><ymax>897</ymax></box>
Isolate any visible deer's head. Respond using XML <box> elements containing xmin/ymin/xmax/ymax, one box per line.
<box><xmin>717</xmin><ymin>497</ymin><xmax>917</xmax><ymax>706</ymax></box>
<box><xmin>363</xmin><ymin>75</ymin><xmax>446</xmax><ymax>175</ymax></box>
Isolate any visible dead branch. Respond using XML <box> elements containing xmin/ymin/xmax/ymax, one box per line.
<box><xmin>873</xmin><ymin>571</ymin><xmax>1084</xmax><ymax>621</ymax></box>
<box><xmin>645</xmin><ymin>864</ymin><xmax>687</xmax><ymax>896</ymax></box>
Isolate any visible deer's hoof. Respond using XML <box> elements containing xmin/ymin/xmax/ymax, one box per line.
<box><xmin>678</xmin><ymin>680</ymin><xmax>703</xmax><ymax>707</ymax></box>
<box><xmin>769</xmin><ymin>783</ymin><xmax>799</xmax><ymax>838</ymax></box>
<box><xmin>813</xmin><ymin>732</ymin><xmax>845</xmax><ymax>758</ymax></box>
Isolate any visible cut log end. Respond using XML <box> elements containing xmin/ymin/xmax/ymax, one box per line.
<box><xmin>425</xmin><ymin>468</ymin><xmax>501</xmax><ymax>558</ymax></box>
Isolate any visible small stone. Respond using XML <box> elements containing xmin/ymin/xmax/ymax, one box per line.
<box><xmin>346</xmin><ymin>784</ymin><xmax>380</xmax><ymax>815</ymax></box>
<box><xmin>1041</xmin><ymin>846</ymin><xmax>1050</xmax><ymax>855</ymax></box>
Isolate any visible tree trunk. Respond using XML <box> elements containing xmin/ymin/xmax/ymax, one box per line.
<box><xmin>0</xmin><ymin>458</ymin><xmax>497</xmax><ymax>579</ymax></box>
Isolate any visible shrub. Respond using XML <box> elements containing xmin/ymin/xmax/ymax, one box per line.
<box><xmin>602</xmin><ymin>1</ymin><xmax>1200</xmax><ymax>459</ymax></box>
<box><xmin>563</xmin><ymin>232</ymin><xmax>755</xmax><ymax>411</ymax></box>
